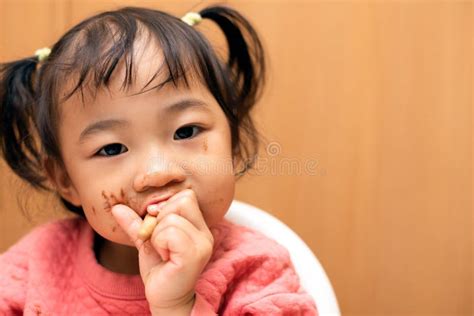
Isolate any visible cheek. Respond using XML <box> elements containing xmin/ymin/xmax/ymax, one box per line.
<box><xmin>82</xmin><ymin>190</ymin><xmax>137</xmax><ymax>246</ymax></box>
<box><xmin>85</xmin><ymin>208</ymin><xmax>135</xmax><ymax>246</ymax></box>
<box><xmin>58</xmin><ymin>151</ymin><xmax>132</xmax><ymax>243</ymax></box>
<box><xmin>197</xmin><ymin>171</ymin><xmax>235</xmax><ymax>227</ymax></box>
<box><xmin>192</xmin><ymin>126</ymin><xmax>235</xmax><ymax>226</ymax></box>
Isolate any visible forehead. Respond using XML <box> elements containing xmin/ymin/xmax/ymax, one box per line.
<box><xmin>58</xmin><ymin>28</ymin><xmax>208</xmax><ymax>111</ymax></box>
<box><xmin>58</xmin><ymin>56</ymin><xmax>221</xmax><ymax>147</ymax></box>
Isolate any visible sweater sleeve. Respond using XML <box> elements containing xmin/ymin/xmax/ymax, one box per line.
<box><xmin>191</xmin><ymin>293</ymin><xmax>217</xmax><ymax>316</ymax></box>
<box><xmin>0</xmin><ymin>229</ymin><xmax>36</xmax><ymax>315</ymax></box>
<box><xmin>221</xmin><ymin>253</ymin><xmax>319</xmax><ymax>316</ymax></box>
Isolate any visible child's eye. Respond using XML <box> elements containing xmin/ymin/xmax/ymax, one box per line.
<box><xmin>93</xmin><ymin>126</ymin><xmax>201</xmax><ymax>157</ymax></box>
<box><xmin>174</xmin><ymin>125</ymin><xmax>202</xmax><ymax>140</ymax></box>
<box><xmin>96</xmin><ymin>143</ymin><xmax>128</xmax><ymax>157</ymax></box>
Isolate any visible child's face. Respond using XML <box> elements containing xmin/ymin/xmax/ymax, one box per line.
<box><xmin>51</xmin><ymin>41</ymin><xmax>236</xmax><ymax>246</ymax></box>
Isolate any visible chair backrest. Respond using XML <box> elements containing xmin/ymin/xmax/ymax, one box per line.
<box><xmin>224</xmin><ymin>200</ymin><xmax>341</xmax><ymax>316</ymax></box>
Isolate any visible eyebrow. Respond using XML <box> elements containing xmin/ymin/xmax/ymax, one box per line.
<box><xmin>77</xmin><ymin>98</ymin><xmax>210</xmax><ymax>144</ymax></box>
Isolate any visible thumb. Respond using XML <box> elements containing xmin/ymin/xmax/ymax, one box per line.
<box><xmin>111</xmin><ymin>204</ymin><xmax>164</xmax><ymax>280</ymax></box>
<box><xmin>111</xmin><ymin>204</ymin><xmax>144</xmax><ymax>249</ymax></box>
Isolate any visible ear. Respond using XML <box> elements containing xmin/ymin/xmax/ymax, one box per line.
<box><xmin>43</xmin><ymin>157</ymin><xmax>82</xmax><ymax>207</ymax></box>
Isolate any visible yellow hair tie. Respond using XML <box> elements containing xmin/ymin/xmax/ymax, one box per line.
<box><xmin>181</xmin><ymin>12</ymin><xmax>202</xmax><ymax>26</ymax></box>
<box><xmin>34</xmin><ymin>47</ymin><xmax>51</xmax><ymax>62</ymax></box>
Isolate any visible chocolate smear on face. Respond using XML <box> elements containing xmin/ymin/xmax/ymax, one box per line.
<box><xmin>101</xmin><ymin>188</ymin><xmax>136</xmax><ymax>212</ymax></box>
<box><xmin>102</xmin><ymin>191</ymin><xmax>112</xmax><ymax>212</ymax></box>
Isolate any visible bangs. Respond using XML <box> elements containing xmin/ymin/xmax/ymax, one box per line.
<box><xmin>51</xmin><ymin>7</ymin><xmax>220</xmax><ymax>102</ymax></box>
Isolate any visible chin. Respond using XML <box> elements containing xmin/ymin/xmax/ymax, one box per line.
<box><xmin>112</xmin><ymin>232</ymin><xmax>136</xmax><ymax>247</ymax></box>
<box><xmin>95</xmin><ymin>227</ymin><xmax>135</xmax><ymax>247</ymax></box>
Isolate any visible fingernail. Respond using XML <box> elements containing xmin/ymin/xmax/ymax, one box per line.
<box><xmin>147</xmin><ymin>204</ymin><xmax>160</xmax><ymax>213</ymax></box>
<box><xmin>157</xmin><ymin>201</ymin><xmax>167</xmax><ymax>210</ymax></box>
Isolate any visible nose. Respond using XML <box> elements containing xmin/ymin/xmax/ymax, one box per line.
<box><xmin>133</xmin><ymin>154</ymin><xmax>187</xmax><ymax>192</ymax></box>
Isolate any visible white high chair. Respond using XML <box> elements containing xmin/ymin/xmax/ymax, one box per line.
<box><xmin>224</xmin><ymin>200</ymin><xmax>341</xmax><ymax>316</ymax></box>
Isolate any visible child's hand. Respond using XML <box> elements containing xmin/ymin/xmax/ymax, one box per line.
<box><xmin>111</xmin><ymin>189</ymin><xmax>214</xmax><ymax>315</ymax></box>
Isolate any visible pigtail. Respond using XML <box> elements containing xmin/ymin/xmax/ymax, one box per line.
<box><xmin>200</xmin><ymin>6</ymin><xmax>267</xmax><ymax>177</ymax></box>
<box><xmin>0</xmin><ymin>57</ymin><xmax>46</xmax><ymax>189</ymax></box>
<box><xmin>200</xmin><ymin>6</ymin><xmax>266</xmax><ymax>111</ymax></box>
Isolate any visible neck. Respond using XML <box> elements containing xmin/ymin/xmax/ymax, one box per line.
<box><xmin>93</xmin><ymin>233</ymin><xmax>140</xmax><ymax>275</ymax></box>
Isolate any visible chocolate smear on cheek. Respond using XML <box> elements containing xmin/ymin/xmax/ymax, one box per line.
<box><xmin>101</xmin><ymin>188</ymin><xmax>138</xmax><ymax>212</ymax></box>
<box><xmin>120</xmin><ymin>188</ymin><xmax>129</xmax><ymax>204</ymax></box>
<box><xmin>203</xmin><ymin>138</ymin><xmax>208</xmax><ymax>152</ymax></box>
<box><xmin>102</xmin><ymin>191</ymin><xmax>112</xmax><ymax>212</ymax></box>
<box><xmin>100</xmin><ymin>188</ymin><xmax>134</xmax><ymax>233</ymax></box>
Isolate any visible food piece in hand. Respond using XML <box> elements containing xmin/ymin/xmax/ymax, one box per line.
<box><xmin>138</xmin><ymin>213</ymin><xmax>158</xmax><ymax>240</ymax></box>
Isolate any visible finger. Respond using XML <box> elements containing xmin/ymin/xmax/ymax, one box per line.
<box><xmin>141</xmin><ymin>238</ymin><xmax>169</xmax><ymax>263</ymax></box>
<box><xmin>112</xmin><ymin>204</ymin><xmax>164</xmax><ymax>279</ymax></box>
<box><xmin>146</xmin><ymin>189</ymin><xmax>191</xmax><ymax>216</ymax></box>
<box><xmin>153</xmin><ymin>213</ymin><xmax>214</xmax><ymax>264</ymax></box>
<box><xmin>152</xmin><ymin>225</ymin><xmax>196</xmax><ymax>266</ymax></box>
<box><xmin>111</xmin><ymin>204</ymin><xmax>144</xmax><ymax>249</ymax></box>
<box><xmin>153</xmin><ymin>213</ymin><xmax>202</xmax><ymax>246</ymax></box>
<box><xmin>155</xmin><ymin>189</ymin><xmax>209</xmax><ymax>234</ymax></box>
<box><xmin>136</xmin><ymin>212</ymin><xmax>205</xmax><ymax>257</ymax></box>
<box><xmin>142</xmin><ymin>189</ymin><xmax>194</xmax><ymax>236</ymax></box>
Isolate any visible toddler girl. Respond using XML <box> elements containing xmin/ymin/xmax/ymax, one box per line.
<box><xmin>0</xmin><ymin>5</ymin><xmax>318</xmax><ymax>315</ymax></box>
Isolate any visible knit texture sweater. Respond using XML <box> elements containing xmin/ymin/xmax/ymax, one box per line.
<box><xmin>0</xmin><ymin>217</ymin><xmax>318</xmax><ymax>315</ymax></box>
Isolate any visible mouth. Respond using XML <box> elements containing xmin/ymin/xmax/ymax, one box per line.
<box><xmin>139</xmin><ymin>193</ymin><xmax>175</xmax><ymax>218</ymax></box>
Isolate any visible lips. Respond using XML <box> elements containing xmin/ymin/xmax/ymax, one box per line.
<box><xmin>139</xmin><ymin>192</ymin><xmax>175</xmax><ymax>217</ymax></box>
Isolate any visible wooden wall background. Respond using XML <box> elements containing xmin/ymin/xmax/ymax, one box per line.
<box><xmin>0</xmin><ymin>1</ymin><xmax>471</xmax><ymax>315</ymax></box>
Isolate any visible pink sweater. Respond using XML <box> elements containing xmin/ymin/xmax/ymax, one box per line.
<box><xmin>0</xmin><ymin>217</ymin><xmax>318</xmax><ymax>315</ymax></box>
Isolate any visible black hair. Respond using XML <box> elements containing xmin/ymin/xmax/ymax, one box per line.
<box><xmin>0</xmin><ymin>5</ymin><xmax>267</xmax><ymax>217</ymax></box>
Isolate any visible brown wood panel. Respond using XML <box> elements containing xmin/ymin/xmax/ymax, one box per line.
<box><xmin>0</xmin><ymin>0</ymin><xmax>72</xmax><ymax>252</ymax></box>
<box><xmin>0</xmin><ymin>1</ymin><xmax>471</xmax><ymax>315</ymax></box>
<box><xmin>228</xmin><ymin>2</ymin><xmax>472</xmax><ymax>315</ymax></box>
